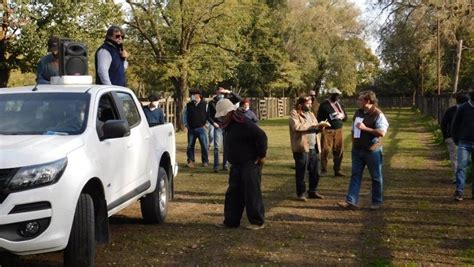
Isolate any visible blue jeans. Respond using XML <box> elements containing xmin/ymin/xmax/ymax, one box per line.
<box><xmin>186</xmin><ymin>126</ymin><xmax>209</xmax><ymax>164</ymax></box>
<box><xmin>213</xmin><ymin>127</ymin><xmax>228</xmax><ymax>170</ymax></box>
<box><xmin>346</xmin><ymin>148</ymin><xmax>384</xmax><ymax>205</ymax></box>
<box><xmin>455</xmin><ymin>141</ymin><xmax>474</xmax><ymax>194</ymax></box>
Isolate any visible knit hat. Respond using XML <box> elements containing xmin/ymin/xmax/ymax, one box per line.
<box><xmin>215</xmin><ymin>99</ymin><xmax>236</xmax><ymax>118</ymax></box>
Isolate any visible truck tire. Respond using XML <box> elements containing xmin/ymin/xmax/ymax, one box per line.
<box><xmin>140</xmin><ymin>167</ymin><xmax>169</xmax><ymax>224</ymax></box>
<box><xmin>64</xmin><ymin>193</ymin><xmax>95</xmax><ymax>267</ymax></box>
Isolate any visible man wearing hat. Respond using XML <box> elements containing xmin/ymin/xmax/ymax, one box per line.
<box><xmin>183</xmin><ymin>89</ymin><xmax>209</xmax><ymax>168</ymax></box>
<box><xmin>143</xmin><ymin>94</ymin><xmax>165</xmax><ymax>126</ymax></box>
<box><xmin>317</xmin><ymin>88</ymin><xmax>348</xmax><ymax>176</ymax></box>
<box><xmin>36</xmin><ymin>36</ymin><xmax>60</xmax><ymax>84</ymax></box>
<box><xmin>214</xmin><ymin>99</ymin><xmax>268</xmax><ymax>230</ymax></box>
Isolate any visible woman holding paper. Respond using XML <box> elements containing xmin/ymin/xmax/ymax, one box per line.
<box><xmin>338</xmin><ymin>90</ymin><xmax>389</xmax><ymax>210</ymax></box>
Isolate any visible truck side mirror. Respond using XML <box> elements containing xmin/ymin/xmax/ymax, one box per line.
<box><xmin>101</xmin><ymin>120</ymin><xmax>130</xmax><ymax>140</ymax></box>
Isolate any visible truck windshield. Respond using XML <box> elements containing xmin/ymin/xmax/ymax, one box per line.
<box><xmin>0</xmin><ymin>92</ymin><xmax>90</xmax><ymax>135</ymax></box>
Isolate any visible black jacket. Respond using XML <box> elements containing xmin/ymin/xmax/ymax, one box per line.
<box><xmin>207</xmin><ymin>93</ymin><xmax>242</xmax><ymax>125</ymax></box>
<box><xmin>440</xmin><ymin>105</ymin><xmax>457</xmax><ymax>139</ymax></box>
<box><xmin>224</xmin><ymin>118</ymin><xmax>267</xmax><ymax>164</ymax></box>
<box><xmin>451</xmin><ymin>102</ymin><xmax>474</xmax><ymax>144</ymax></box>
<box><xmin>317</xmin><ymin>100</ymin><xmax>347</xmax><ymax>129</ymax></box>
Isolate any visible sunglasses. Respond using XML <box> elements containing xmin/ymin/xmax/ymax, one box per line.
<box><xmin>114</xmin><ymin>34</ymin><xmax>124</xmax><ymax>39</ymax></box>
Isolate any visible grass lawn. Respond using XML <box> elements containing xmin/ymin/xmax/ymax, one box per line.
<box><xmin>12</xmin><ymin>107</ymin><xmax>474</xmax><ymax>266</ymax></box>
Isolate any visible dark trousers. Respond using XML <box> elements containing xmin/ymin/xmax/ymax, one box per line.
<box><xmin>224</xmin><ymin>161</ymin><xmax>265</xmax><ymax>227</ymax></box>
<box><xmin>293</xmin><ymin>149</ymin><xmax>320</xmax><ymax>196</ymax></box>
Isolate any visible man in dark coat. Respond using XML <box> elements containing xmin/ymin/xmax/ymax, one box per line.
<box><xmin>214</xmin><ymin>99</ymin><xmax>268</xmax><ymax>230</ymax></box>
<box><xmin>440</xmin><ymin>93</ymin><xmax>469</xmax><ymax>182</ymax></box>
<box><xmin>317</xmin><ymin>88</ymin><xmax>348</xmax><ymax>176</ymax></box>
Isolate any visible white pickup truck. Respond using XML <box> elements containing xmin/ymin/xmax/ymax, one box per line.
<box><xmin>0</xmin><ymin>77</ymin><xmax>178</xmax><ymax>266</ymax></box>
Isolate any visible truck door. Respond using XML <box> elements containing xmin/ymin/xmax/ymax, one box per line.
<box><xmin>113</xmin><ymin>91</ymin><xmax>152</xmax><ymax>194</ymax></box>
<box><xmin>93</xmin><ymin>92</ymin><xmax>130</xmax><ymax>207</ymax></box>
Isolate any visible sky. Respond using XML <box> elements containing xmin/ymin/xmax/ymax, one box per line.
<box><xmin>350</xmin><ymin>0</ymin><xmax>390</xmax><ymax>57</ymax></box>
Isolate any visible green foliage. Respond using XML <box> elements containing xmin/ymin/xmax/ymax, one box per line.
<box><xmin>376</xmin><ymin>2</ymin><xmax>474</xmax><ymax>96</ymax></box>
<box><xmin>0</xmin><ymin>1</ymin><xmax>122</xmax><ymax>87</ymax></box>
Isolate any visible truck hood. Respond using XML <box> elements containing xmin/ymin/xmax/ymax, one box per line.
<box><xmin>0</xmin><ymin>135</ymin><xmax>84</xmax><ymax>168</ymax></box>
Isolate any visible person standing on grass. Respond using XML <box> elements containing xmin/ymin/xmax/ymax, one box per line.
<box><xmin>338</xmin><ymin>90</ymin><xmax>389</xmax><ymax>210</ymax></box>
<box><xmin>317</xmin><ymin>88</ymin><xmax>348</xmax><ymax>177</ymax></box>
<box><xmin>183</xmin><ymin>89</ymin><xmax>209</xmax><ymax>168</ymax></box>
<box><xmin>214</xmin><ymin>99</ymin><xmax>268</xmax><ymax>230</ymax></box>
<box><xmin>143</xmin><ymin>94</ymin><xmax>165</xmax><ymax>126</ymax></box>
<box><xmin>289</xmin><ymin>96</ymin><xmax>327</xmax><ymax>201</ymax></box>
<box><xmin>451</xmin><ymin>91</ymin><xmax>474</xmax><ymax>201</ymax></box>
<box><xmin>441</xmin><ymin>93</ymin><xmax>469</xmax><ymax>183</ymax></box>
<box><xmin>239</xmin><ymin>98</ymin><xmax>258</xmax><ymax>123</ymax></box>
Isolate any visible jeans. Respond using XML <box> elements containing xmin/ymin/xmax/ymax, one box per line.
<box><xmin>455</xmin><ymin>141</ymin><xmax>474</xmax><ymax>194</ymax></box>
<box><xmin>213</xmin><ymin>127</ymin><xmax>228</xmax><ymax>170</ymax></box>
<box><xmin>293</xmin><ymin>149</ymin><xmax>320</xmax><ymax>196</ymax></box>
<box><xmin>224</xmin><ymin>161</ymin><xmax>264</xmax><ymax>227</ymax></box>
<box><xmin>207</xmin><ymin>123</ymin><xmax>214</xmax><ymax>148</ymax></box>
<box><xmin>186</xmin><ymin>126</ymin><xmax>209</xmax><ymax>164</ymax></box>
<box><xmin>346</xmin><ymin>148</ymin><xmax>384</xmax><ymax>205</ymax></box>
<box><xmin>445</xmin><ymin>138</ymin><xmax>457</xmax><ymax>179</ymax></box>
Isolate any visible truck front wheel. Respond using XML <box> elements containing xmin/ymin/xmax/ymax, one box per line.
<box><xmin>64</xmin><ymin>193</ymin><xmax>95</xmax><ymax>267</ymax></box>
<box><xmin>140</xmin><ymin>166</ymin><xmax>169</xmax><ymax>224</ymax></box>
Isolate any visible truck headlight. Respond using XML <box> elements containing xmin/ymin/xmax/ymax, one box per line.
<box><xmin>8</xmin><ymin>158</ymin><xmax>67</xmax><ymax>191</ymax></box>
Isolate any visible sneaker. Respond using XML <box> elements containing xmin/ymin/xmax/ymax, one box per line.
<box><xmin>187</xmin><ymin>161</ymin><xmax>195</xmax><ymax>168</ymax></box>
<box><xmin>296</xmin><ymin>195</ymin><xmax>307</xmax><ymax>202</ymax></box>
<box><xmin>222</xmin><ymin>165</ymin><xmax>229</xmax><ymax>171</ymax></box>
<box><xmin>454</xmin><ymin>191</ymin><xmax>463</xmax><ymax>201</ymax></box>
<box><xmin>213</xmin><ymin>168</ymin><xmax>219</xmax><ymax>173</ymax></box>
<box><xmin>202</xmin><ymin>162</ymin><xmax>209</xmax><ymax>167</ymax></box>
<box><xmin>245</xmin><ymin>224</ymin><xmax>265</xmax><ymax>230</ymax></box>
<box><xmin>370</xmin><ymin>203</ymin><xmax>382</xmax><ymax>210</ymax></box>
<box><xmin>337</xmin><ymin>201</ymin><xmax>359</xmax><ymax>210</ymax></box>
<box><xmin>334</xmin><ymin>172</ymin><xmax>345</xmax><ymax>177</ymax></box>
<box><xmin>215</xmin><ymin>222</ymin><xmax>232</xmax><ymax>229</ymax></box>
<box><xmin>307</xmin><ymin>192</ymin><xmax>324</xmax><ymax>199</ymax></box>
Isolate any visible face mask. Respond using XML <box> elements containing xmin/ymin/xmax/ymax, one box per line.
<box><xmin>244</xmin><ymin>107</ymin><xmax>249</xmax><ymax>111</ymax></box>
<box><xmin>330</xmin><ymin>95</ymin><xmax>339</xmax><ymax>102</ymax></box>
<box><xmin>217</xmin><ymin>94</ymin><xmax>224</xmax><ymax>100</ymax></box>
<box><xmin>191</xmin><ymin>95</ymin><xmax>196</xmax><ymax>101</ymax></box>
<box><xmin>303</xmin><ymin>106</ymin><xmax>310</xmax><ymax>112</ymax></box>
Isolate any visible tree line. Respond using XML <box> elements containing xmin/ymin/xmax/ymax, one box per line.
<box><xmin>1</xmin><ymin>0</ymin><xmax>379</xmax><ymax>129</ymax></box>
<box><xmin>375</xmin><ymin>1</ymin><xmax>474</xmax><ymax>97</ymax></box>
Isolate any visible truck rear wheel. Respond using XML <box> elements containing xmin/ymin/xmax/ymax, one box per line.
<box><xmin>64</xmin><ymin>193</ymin><xmax>95</xmax><ymax>267</ymax></box>
<box><xmin>140</xmin><ymin>167</ymin><xmax>169</xmax><ymax>224</ymax></box>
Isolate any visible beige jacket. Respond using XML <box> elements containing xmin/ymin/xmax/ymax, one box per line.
<box><xmin>289</xmin><ymin>109</ymin><xmax>322</xmax><ymax>153</ymax></box>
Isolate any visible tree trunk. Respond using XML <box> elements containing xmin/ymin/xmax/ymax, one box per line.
<box><xmin>453</xmin><ymin>39</ymin><xmax>463</xmax><ymax>94</ymax></box>
<box><xmin>0</xmin><ymin>63</ymin><xmax>11</xmax><ymax>88</ymax></box>
<box><xmin>171</xmin><ymin>71</ymin><xmax>188</xmax><ymax>132</ymax></box>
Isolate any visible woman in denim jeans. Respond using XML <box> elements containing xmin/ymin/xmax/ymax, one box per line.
<box><xmin>338</xmin><ymin>90</ymin><xmax>389</xmax><ymax>210</ymax></box>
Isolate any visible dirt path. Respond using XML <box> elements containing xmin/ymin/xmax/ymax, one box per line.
<box><xmin>8</xmin><ymin>108</ymin><xmax>474</xmax><ymax>266</ymax></box>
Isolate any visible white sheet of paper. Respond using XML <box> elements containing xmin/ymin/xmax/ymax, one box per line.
<box><xmin>353</xmin><ymin>117</ymin><xmax>364</xmax><ymax>138</ymax></box>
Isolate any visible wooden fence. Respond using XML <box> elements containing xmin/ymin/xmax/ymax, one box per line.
<box><xmin>146</xmin><ymin>97</ymin><xmax>292</xmax><ymax>128</ymax></box>
<box><xmin>150</xmin><ymin>95</ymin><xmax>450</xmax><ymax>129</ymax></box>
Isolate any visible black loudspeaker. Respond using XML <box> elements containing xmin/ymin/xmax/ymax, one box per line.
<box><xmin>59</xmin><ymin>40</ymin><xmax>88</xmax><ymax>76</ymax></box>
